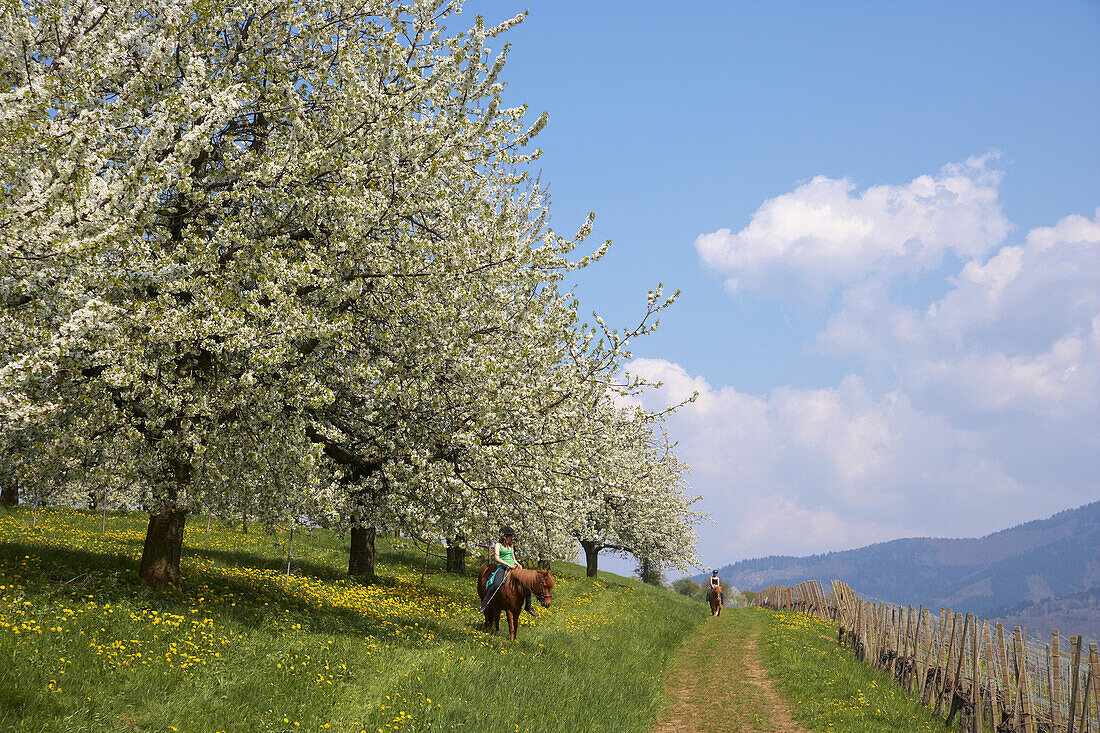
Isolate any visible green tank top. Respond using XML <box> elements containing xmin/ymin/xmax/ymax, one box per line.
<box><xmin>498</xmin><ymin>544</ymin><xmax>515</xmax><ymax>566</ymax></box>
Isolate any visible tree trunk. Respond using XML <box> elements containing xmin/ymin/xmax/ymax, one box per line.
<box><xmin>419</xmin><ymin>539</ymin><xmax>431</xmax><ymax>584</ymax></box>
<box><xmin>537</xmin><ymin>556</ymin><xmax>551</xmax><ymax>571</ymax></box>
<box><xmin>100</xmin><ymin>484</ymin><xmax>108</xmax><ymax>536</ymax></box>
<box><xmin>1</xmin><ymin>483</ymin><xmax>17</xmax><ymax>507</ymax></box>
<box><xmin>445</xmin><ymin>537</ymin><xmax>467</xmax><ymax>575</ymax></box>
<box><xmin>138</xmin><ymin>509</ymin><xmax>187</xmax><ymax>589</ymax></box>
<box><xmin>581</xmin><ymin>540</ymin><xmax>599</xmax><ymax>578</ymax></box>
<box><xmin>348</xmin><ymin>525</ymin><xmax>376</xmax><ymax>577</ymax></box>
<box><xmin>285</xmin><ymin>525</ymin><xmax>295</xmax><ymax>581</ymax></box>
<box><xmin>639</xmin><ymin>557</ymin><xmax>661</xmax><ymax>585</ymax></box>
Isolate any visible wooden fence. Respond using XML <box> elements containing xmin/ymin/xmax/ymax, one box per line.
<box><xmin>752</xmin><ymin>580</ymin><xmax>1100</xmax><ymax>732</ymax></box>
<box><xmin>754</xmin><ymin>580</ymin><xmax>833</xmax><ymax>619</ymax></box>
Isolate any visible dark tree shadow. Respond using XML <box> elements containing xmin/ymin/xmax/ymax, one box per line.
<box><xmin>0</xmin><ymin>540</ymin><xmax>480</xmax><ymax>649</ymax></box>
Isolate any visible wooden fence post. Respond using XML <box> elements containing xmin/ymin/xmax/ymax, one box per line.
<box><xmin>860</xmin><ymin>600</ymin><xmax>869</xmax><ymax>662</ymax></box>
<box><xmin>996</xmin><ymin>623</ymin><xmax>1012</xmax><ymax>722</ymax></box>
<box><xmin>907</xmin><ymin>605</ymin><xmax>920</xmax><ymax>695</ymax></box>
<box><xmin>971</xmin><ymin>615</ymin><xmax>981</xmax><ymax>733</ymax></box>
<box><xmin>1045</xmin><ymin>645</ymin><xmax>1054</xmax><ymax>732</ymax></box>
<box><xmin>1088</xmin><ymin>643</ymin><xmax>1099</xmax><ymax>733</ymax></box>
<box><xmin>937</xmin><ymin>611</ymin><xmax>958</xmax><ymax>716</ymax></box>
<box><xmin>1068</xmin><ymin>635</ymin><xmax>1081</xmax><ymax>732</ymax></box>
<box><xmin>884</xmin><ymin>603</ymin><xmax>893</xmax><ymax>664</ymax></box>
<box><xmin>945</xmin><ymin>613</ymin><xmax>971</xmax><ymax>728</ymax></box>
<box><xmin>876</xmin><ymin>603</ymin><xmax>884</xmax><ymax>665</ymax></box>
<box><xmin>1075</xmin><ymin>646</ymin><xmax>1093</xmax><ymax>733</ymax></box>
<box><xmin>1052</xmin><ymin>630</ymin><xmax>1062</xmax><ymax>728</ymax></box>
<box><xmin>983</xmin><ymin>621</ymin><xmax>1001</xmax><ymax>728</ymax></box>
<box><xmin>922</xmin><ymin>609</ymin><xmax>936</xmax><ymax>704</ymax></box>
<box><xmin>896</xmin><ymin>605</ymin><xmax>905</xmax><ymax>678</ymax></box>
<box><xmin>930</xmin><ymin>609</ymin><xmax>947</xmax><ymax>707</ymax></box>
<box><xmin>888</xmin><ymin>605</ymin><xmax>897</xmax><ymax>675</ymax></box>
<box><xmin>913</xmin><ymin>607</ymin><xmax>925</xmax><ymax>696</ymax></box>
<box><xmin>1013</xmin><ymin>627</ymin><xmax>1035</xmax><ymax>733</ymax></box>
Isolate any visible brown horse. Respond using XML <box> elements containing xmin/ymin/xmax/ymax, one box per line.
<box><xmin>477</xmin><ymin>565</ymin><xmax>555</xmax><ymax>640</ymax></box>
<box><xmin>708</xmin><ymin>585</ymin><xmax>723</xmax><ymax>616</ymax></box>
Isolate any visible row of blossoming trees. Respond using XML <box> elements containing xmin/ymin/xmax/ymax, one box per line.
<box><xmin>0</xmin><ymin>1</ymin><xmax>704</xmax><ymax>589</ymax></box>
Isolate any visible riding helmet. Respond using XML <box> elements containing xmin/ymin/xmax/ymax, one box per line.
<box><xmin>499</xmin><ymin>526</ymin><xmax>515</xmax><ymax>537</ymax></box>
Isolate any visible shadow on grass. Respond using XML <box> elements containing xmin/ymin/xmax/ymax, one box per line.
<box><xmin>103</xmin><ymin>524</ymin><xmax>457</xmax><ymax>585</ymax></box>
<box><xmin>0</xmin><ymin>540</ymin><xmax>481</xmax><ymax>650</ymax></box>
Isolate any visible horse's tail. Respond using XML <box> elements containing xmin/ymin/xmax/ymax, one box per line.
<box><xmin>476</xmin><ymin>564</ymin><xmax>491</xmax><ymax>600</ymax></box>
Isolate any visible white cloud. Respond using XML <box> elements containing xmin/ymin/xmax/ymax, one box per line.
<box><xmin>623</xmin><ymin>357</ymin><xmax>710</xmax><ymax>407</ymax></box>
<box><xmin>933</xmin><ymin>210</ymin><xmax>1100</xmax><ymax>351</ymax></box>
<box><xmin>677</xmin><ymin>162</ymin><xmax>1098</xmax><ymax>569</ymax></box>
<box><xmin>727</xmin><ymin>496</ymin><xmax>898</xmax><ymax>563</ymax></box>
<box><xmin>626</xmin><ymin>359</ymin><xmax>1025</xmax><ymax>565</ymax></box>
<box><xmin>695</xmin><ymin>156</ymin><xmax>1009</xmax><ymax>300</ymax></box>
<box><xmin>820</xmin><ymin>209</ymin><xmax>1100</xmax><ymax>423</ymax></box>
<box><xmin>909</xmin><ymin>325</ymin><xmax>1099</xmax><ymax>421</ymax></box>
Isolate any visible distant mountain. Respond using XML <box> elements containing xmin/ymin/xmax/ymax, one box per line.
<box><xmin>988</xmin><ymin>587</ymin><xmax>1100</xmax><ymax>643</ymax></box>
<box><xmin>701</xmin><ymin>501</ymin><xmax>1100</xmax><ymax>620</ymax></box>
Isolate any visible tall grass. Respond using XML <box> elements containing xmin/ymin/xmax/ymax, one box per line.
<box><xmin>758</xmin><ymin>607</ymin><xmax>944</xmax><ymax>732</ymax></box>
<box><xmin>0</xmin><ymin>506</ymin><xmax>705</xmax><ymax>732</ymax></box>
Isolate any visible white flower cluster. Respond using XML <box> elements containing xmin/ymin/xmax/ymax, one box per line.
<box><xmin>0</xmin><ymin>0</ymin><xmax>700</xmax><ymax>578</ymax></box>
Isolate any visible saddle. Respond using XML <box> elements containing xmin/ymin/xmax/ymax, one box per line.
<box><xmin>483</xmin><ymin>564</ymin><xmax>509</xmax><ymax>606</ymax></box>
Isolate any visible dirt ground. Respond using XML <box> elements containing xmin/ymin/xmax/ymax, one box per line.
<box><xmin>655</xmin><ymin>609</ymin><xmax>810</xmax><ymax>733</ymax></box>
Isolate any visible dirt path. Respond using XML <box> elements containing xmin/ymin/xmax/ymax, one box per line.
<box><xmin>655</xmin><ymin>609</ymin><xmax>810</xmax><ymax>733</ymax></box>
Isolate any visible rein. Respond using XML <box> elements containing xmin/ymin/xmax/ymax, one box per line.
<box><xmin>519</xmin><ymin>569</ymin><xmax>552</xmax><ymax>603</ymax></box>
<box><xmin>533</xmin><ymin>572</ymin><xmax>552</xmax><ymax>603</ymax></box>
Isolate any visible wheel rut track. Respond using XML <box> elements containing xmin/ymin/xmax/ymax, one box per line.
<box><xmin>655</xmin><ymin>610</ymin><xmax>809</xmax><ymax>733</ymax></box>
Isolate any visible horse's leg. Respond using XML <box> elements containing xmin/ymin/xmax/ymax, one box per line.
<box><xmin>507</xmin><ymin>608</ymin><xmax>517</xmax><ymax>641</ymax></box>
<box><xmin>493</xmin><ymin>608</ymin><xmax>501</xmax><ymax>633</ymax></box>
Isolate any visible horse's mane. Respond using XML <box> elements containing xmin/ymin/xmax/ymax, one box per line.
<box><xmin>508</xmin><ymin>567</ymin><xmax>554</xmax><ymax>593</ymax></box>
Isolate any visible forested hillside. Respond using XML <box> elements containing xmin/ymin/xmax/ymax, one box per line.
<box><xmin>705</xmin><ymin>501</ymin><xmax>1099</xmax><ymax>622</ymax></box>
<box><xmin>988</xmin><ymin>587</ymin><xmax>1100</xmax><ymax>642</ymax></box>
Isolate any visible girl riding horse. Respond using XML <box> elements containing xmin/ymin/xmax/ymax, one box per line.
<box><xmin>477</xmin><ymin>564</ymin><xmax>554</xmax><ymax>640</ymax></box>
<box><xmin>479</xmin><ymin>527</ymin><xmax>535</xmax><ymax>616</ymax></box>
<box><xmin>477</xmin><ymin>527</ymin><xmax>554</xmax><ymax>640</ymax></box>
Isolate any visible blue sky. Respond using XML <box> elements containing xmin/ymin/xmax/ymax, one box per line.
<box><xmin>464</xmin><ymin>1</ymin><xmax>1100</xmax><ymax>573</ymax></box>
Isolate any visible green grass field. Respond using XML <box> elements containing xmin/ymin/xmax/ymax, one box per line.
<box><xmin>1</xmin><ymin>505</ymin><xmax>957</xmax><ymax>732</ymax></box>
<box><xmin>0</xmin><ymin>506</ymin><xmax>705</xmax><ymax>732</ymax></box>
<box><xmin>759</xmin><ymin>608</ymin><xmax>945</xmax><ymax>732</ymax></box>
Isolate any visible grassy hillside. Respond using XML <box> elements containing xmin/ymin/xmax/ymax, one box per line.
<box><xmin>758</xmin><ymin>608</ymin><xmax>943</xmax><ymax>732</ymax></box>
<box><xmin>0</xmin><ymin>507</ymin><xmax>705</xmax><ymax>732</ymax></box>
